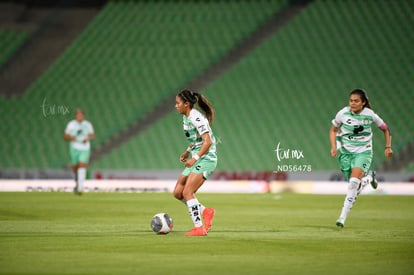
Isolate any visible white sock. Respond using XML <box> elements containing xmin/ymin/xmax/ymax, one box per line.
<box><xmin>339</xmin><ymin>177</ymin><xmax>360</xmax><ymax>221</ymax></box>
<box><xmin>181</xmin><ymin>199</ymin><xmax>205</xmax><ymax>214</ymax></box>
<box><xmin>186</xmin><ymin>198</ymin><xmax>203</xmax><ymax>227</ymax></box>
<box><xmin>361</xmin><ymin>174</ymin><xmax>372</xmax><ymax>189</ymax></box>
<box><xmin>199</xmin><ymin>203</ymin><xmax>205</xmax><ymax>214</ymax></box>
<box><xmin>77</xmin><ymin>168</ymin><xmax>86</xmax><ymax>192</ymax></box>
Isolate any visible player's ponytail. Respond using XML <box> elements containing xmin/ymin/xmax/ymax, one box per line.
<box><xmin>194</xmin><ymin>92</ymin><xmax>215</xmax><ymax>125</ymax></box>
<box><xmin>178</xmin><ymin>89</ymin><xmax>215</xmax><ymax>125</ymax></box>
<box><xmin>350</xmin><ymin>88</ymin><xmax>372</xmax><ymax>110</ymax></box>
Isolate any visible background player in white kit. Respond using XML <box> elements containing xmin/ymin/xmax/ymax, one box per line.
<box><xmin>329</xmin><ymin>89</ymin><xmax>392</xmax><ymax>227</ymax></box>
<box><xmin>64</xmin><ymin>109</ymin><xmax>95</xmax><ymax>195</ymax></box>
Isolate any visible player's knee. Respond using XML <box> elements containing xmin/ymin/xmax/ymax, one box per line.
<box><xmin>173</xmin><ymin>190</ymin><xmax>183</xmax><ymax>200</ymax></box>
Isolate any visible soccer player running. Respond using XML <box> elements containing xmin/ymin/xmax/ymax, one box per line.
<box><xmin>174</xmin><ymin>89</ymin><xmax>217</xmax><ymax>236</ymax></box>
<box><xmin>329</xmin><ymin>89</ymin><xmax>392</xmax><ymax>228</ymax></box>
<box><xmin>64</xmin><ymin>109</ymin><xmax>95</xmax><ymax>195</ymax></box>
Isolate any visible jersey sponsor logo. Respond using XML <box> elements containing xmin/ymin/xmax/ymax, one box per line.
<box><xmin>353</xmin><ymin>125</ymin><xmax>364</xmax><ymax>134</ymax></box>
<box><xmin>347</xmin><ymin>135</ymin><xmax>366</xmax><ymax>141</ymax></box>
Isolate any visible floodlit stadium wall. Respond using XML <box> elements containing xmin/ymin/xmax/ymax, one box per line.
<box><xmin>1</xmin><ymin>180</ymin><xmax>413</xmax><ymax>195</ymax></box>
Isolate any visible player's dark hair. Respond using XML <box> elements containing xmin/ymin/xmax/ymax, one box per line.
<box><xmin>350</xmin><ymin>88</ymin><xmax>372</xmax><ymax>109</ymax></box>
<box><xmin>178</xmin><ymin>89</ymin><xmax>215</xmax><ymax>125</ymax></box>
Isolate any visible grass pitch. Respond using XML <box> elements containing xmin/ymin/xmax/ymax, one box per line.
<box><xmin>0</xmin><ymin>192</ymin><xmax>413</xmax><ymax>274</ymax></box>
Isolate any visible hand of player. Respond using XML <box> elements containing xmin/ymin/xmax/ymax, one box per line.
<box><xmin>330</xmin><ymin>148</ymin><xmax>337</xmax><ymax>157</ymax></box>
<box><xmin>180</xmin><ymin>151</ymin><xmax>190</xmax><ymax>162</ymax></box>
<box><xmin>185</xmin><ymin>158</ymin><xmax>196</xmax><ymax>168</ymax></box>
<box><xmin>385</xmin><ymin>148</ymin><xmax>393</xmax><ymax>160</ymax></box>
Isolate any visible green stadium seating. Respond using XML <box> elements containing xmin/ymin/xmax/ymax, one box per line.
<box><xmin>1</xmin><ymin>0</ymin><xmax>413</xmax><ymax>173</ymax></box>
<box><xmin>91</xmin><ymin>0</ymin><xmax>414</xmax><ymax>172</ymax></box>
<box><xmin>0</xmin><ymin>0</ymin><xmax>287</xmax><ymax>168</ymax></box>
<box><xmin>0</xmin><ymin>30</ymin><xmax>29</xmax><ymax>66</ymax></box>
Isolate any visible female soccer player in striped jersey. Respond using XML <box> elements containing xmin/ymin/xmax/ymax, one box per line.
<box><xmin>173</xmin><ymin>89</ymin><xmax>217</xmax><ymax>236</ymax></box>
<box><xmin>329</xmin><ymin>89</ymin><xmax>393</xmax><ymax>227</ymax></box>
<box><xmin>64</xmin><ymin>109</ymin><xmax>95</xmax><ymax>195</ymax></box>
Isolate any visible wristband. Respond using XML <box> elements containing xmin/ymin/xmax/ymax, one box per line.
<box><xmin>186</xmin><ymin>147</ymin><xmax>191</xmax><ymax>152</ymax></box>
<box><xmin>193</xmin><ymin>154</ymin><xmax>200</xmax><ymax>160</ymax></box>
<box><xmin>385</xmin><ymin>146</ymin><xmax>391</xmax><ymax>149</ymax></box>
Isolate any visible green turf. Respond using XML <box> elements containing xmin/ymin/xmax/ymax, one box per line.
<box><xmin>0</xmin><ymin>192</ymin><xmax>413</xmax><ymax>274</ymax></box>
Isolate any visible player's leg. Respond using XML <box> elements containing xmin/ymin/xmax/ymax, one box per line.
<box><xmin>76</xmin><ymin>162</ymin><xmax>86</xmax><ymax>195</ymax></box>
<box><xmin>197</xmin><ymin>159</ymin><xmax>217</xmax><ymax>232</ymax></box>
<box><xmin>76</xmin><ymin>150</ymin><xmax>90</xmax><ymax>195</ymax></box>
<box><xmin>360</xmin><ymin>171</ymin><xmax>378</xmax><ymax>193</ymax></box>
<box><xmin>359</xmin><ymin>173</ymin><xmax>372</xmax><ymax>194</ymax></box>
<box><xmin>183</xmin><ymin>172</ymin><xmax>206</xmax><ymax>235</ymax></box>
<box><xmin>182</xmin><ymin>172</ymin><xmax>207</xmax><ymax>200</ymax></box>
<box><xmin>337</xmin><ymin>167</ymin><xmax>363</xmax><ymax>227</ymax></box>
<box><xmin>71</xmin><ymin>164</ymin><xmax>79</xmax><ymax>178</ymax></box>
<box><xmin>336</xmin><ymin>151</ymin><xmax>355</xmax><ymax>227</ymax></box>
<box><xmin>368</xmin><ymin>170</ymin><xmax>378</xmax><ymax>189</ymax></box>
<box><xmin>337</xmin><ymin>178</ymin><xmax>360</xmax><ymax>228</ymax></box>
<box><xmin>173</xmin><ymin>174</ymin><xmax>191</xmax><ymax>219</ymax></box>
<box><xmin>356</xmin><ymin>151</ymin><xmax>376</xmax><ymax>194</ymax></box>
<box><xmin>183</xmin><ymin>157</ymin><xmax>217</xmax><ymax>235</ymax></box>
<box><xmin>174</xmin><ymin>173</ymin><xmax>210</xmax><ymax>232</ymax></box>
<box><xmin>69</xmin><ymin>147</ymin><xmax>80</xmax><ymax>194</ymax></box>
<box><xmin>338</xmin><ymin>149</ymin><xmax>351</xmax><ymax>182</ymax></box>
<box><xmin>173</xmin><ymin>174</ymin><xmax>188</xmax><ymax>202</ymax></box>
<box><xmin>71</xmin><ymin>164</ymin><xmax>79</xmax><ymax>194</ymax></box>
<box><xmin>337</xmin><ymin>150</ymin><xmax>372</xmax><ymax>227</ymax></box>
<box><xmin>174</xmin><ymin>173</ymin><xmax>206</xmax><ymax>205</ymax></box>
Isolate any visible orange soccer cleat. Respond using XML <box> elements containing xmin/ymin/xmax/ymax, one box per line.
<box><xmin>184</xmin><ymin>226</ymin><xmax>207</xmax><ymax>236</ymax></box>
<box><xmin>202</xmin><ymin>208</ymin><xmax>215</xmax><ymax>232</ymax></box>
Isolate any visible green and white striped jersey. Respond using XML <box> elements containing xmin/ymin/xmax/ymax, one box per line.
<box><xmin>183</xmin><ymin>109</ymin><xmax>217</xmax><ymax>159</ymax></box>
<box><xmin>65</xmin><ymin>119</ymin><xmax>94</xmax><ymax>151</ymax></box>
<box><xmin>332</xmin><ymin>107</ymin><xmax>385</xmax><ymax>153</ymax></box>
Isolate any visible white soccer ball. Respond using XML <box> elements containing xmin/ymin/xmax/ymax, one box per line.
<box><xmin>151</xmin><ymin>213</ymin><xmax>173</xmax><ymax>234</ymax></box>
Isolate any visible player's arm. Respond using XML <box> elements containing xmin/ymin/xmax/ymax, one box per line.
<box><xmin>63</xmin><ymin>133</ymin><xmax>75</xmax><ymax>141</ymax></box>
<box><xmin>329</xmin><ymin>125</ymin><xmax>339</xmax><ymax>157</ymax></box>
<box><xmin>84</xmin><ymin>123</ymin><xmax>95</xmax><ymax>143</ymax></box>
<box><xmin>380</xmin><ymin>123</ymin><xmax>393</xmax><ymax>159</ymax></box>
<box><xmin>194</xmin><ymin>132</ymin><xmax>212</xmax><ymax>159</ymax></box>
<box><xmin>375</xmin><ymin>112</ymin><xmax>393</xmax><ymax>159</ymax></box>
<box><xmin>185</xmin><ymin>132</ymin><xmax>212</xmax><ymax>167</ymax></box>
<box><xmin>180</xmin><ymin>144</ymin><xmax>192</xmax><ymax>162</ymax></box>
<box><xmin>64</xmin><ymin>123</ymin><xmax>75</xmax><ymax>141</ymax></box>
<box><xmin>84</xmin><ymin>133</ymin><xmax>95</xmax><ymax>143</ymax></box>
<box><xmin>330</xmin><ymin>111</ymin><xmax>343</xmax><ymax>158</ymax></box>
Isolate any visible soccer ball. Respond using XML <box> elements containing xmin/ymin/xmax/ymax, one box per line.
<box><xmin>151</xmin><ymin>213</ymin><xmax>173</xmax><ymax>234</ymax></box>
